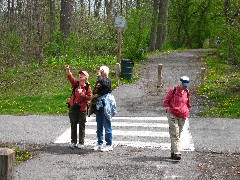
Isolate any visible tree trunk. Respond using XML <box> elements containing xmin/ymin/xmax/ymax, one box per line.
<box><xmin>36</xmin><ymin>0</ymin><xmax>45</xmax><ymax>64</ymax></box>
<box><xmin>155</xmin><ymin>0</ymin><xmax>170</xmax><ymax>50</ymax></box>
<box><xmin>49</xmin><ymin>0</ymin><xmax>56</xmax><ymax>42</ymax></box>
<box><xmin>149</xmin><ymin>0</ymin><xmax>158</xmax><ymax>52</ymax></box>
<box><xmin>105</xmin><ymin>0</ymin><xmax>113</xmax><ymax>18</ymax></box>
<box><xmin>94</xmin><ymin>0</ymin><xmax>102</xmax><ymax>17</ymax></box>
<box><xmin>60</xmin><ymin>0</ymin><xmax>73</xmax><ymax>40</ymax></box>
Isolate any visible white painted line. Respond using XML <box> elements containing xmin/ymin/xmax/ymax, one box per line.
<box><xmin>86</xmin><ymin>121</ymin><xmax>169</xmax><ymax>128</ymax></box>
<box><xmin>87</xmin><ymin>116</ymin><xmax>168</xmax><ymax>121</ymax></box>
<box><xmin>55</xmin><ymin>127</ymin><xmax>71</xmax><ymax>143</ymax></box>
<box><xmin>112</xmin><ymin>117</ymin><xmax>168</xmax><ymax>120</ymax></box>
<box><xmin>86</xmin><ymin>129</ymin><xmax>170</xmax><ymax>137</ymax></box>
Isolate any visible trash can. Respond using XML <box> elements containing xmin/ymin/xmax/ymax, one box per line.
<box><xmin>121</xmin><ymin>59</ymin><xmax>134</xmax><ymax>80</ymax></box>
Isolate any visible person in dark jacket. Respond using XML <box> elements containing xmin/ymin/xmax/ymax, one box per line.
<box><xmin>92</xmin><ymin>65</ymin><xmax>116</xmax><ymax>152</ymax></box>
<box><xmin>163</xmin><ymin>76</ymin><xmax>191</xmax><ymax>160</ymax></box>
<box><xmin>65</xmin><ymin>64</ymin><xmax>92</xmax><ymax>149</ymax></box>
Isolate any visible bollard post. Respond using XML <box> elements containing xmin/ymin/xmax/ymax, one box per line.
<box><xmin>158</xmin><ymin>64</ymin><xmax>163</xmax><ymax>85</ymax></box>
<box><xmin>200</xmin><ymin>68</ymin><xmax>206</xmax><ymax>87</ymax></box>
<box><xmin>0</xmin><ymin>148</ymin><xmax>15</xmax><ymax>180</ymax></box>
<box><xmin>157</xmin><ymin>64</ymin><xmax>163</xmax><ymax>95</ymax></box>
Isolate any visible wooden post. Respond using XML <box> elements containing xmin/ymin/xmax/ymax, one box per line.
<box><xmin>116</xmin><ymin>28</ymin><xmax>123</xmax><ymax>83</ymax></box>
<box><xmin>0</xmin><ymin>148</ymin><xmax>15</xmax><ymax>180</ymax></box>
<box><xmin>117</xmin><ymin>28</ymin><xmax>123</xmax><ymax>64</ymax></box>
<box><xmin>158</xmin><ymin>64</ymin><xmax>163</xmax><ymax>85</ymax></box>
<box><xmin>201</xmin><ymin>68</ymin><xmax>206</xmax><ymax>87</ymax></box>
<box><xmin>115</xmin><ymin>63</ymin><xmax>120</xmax><ymax>85</ymax></box>
<box><xmin>157</xmin><ymin>64</ymin><xmax>163</xmax><ymax>95</ymax></box>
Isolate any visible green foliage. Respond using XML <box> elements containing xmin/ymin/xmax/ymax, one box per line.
<box><xmin>0</xmin><ymin>32</ymin><xmax>24</xmax><ymax>66</ymax></box>
<box><xmin>168</xmin><ymin>0</ymin><xmax>213</xmax><ymax>49</ymax></box>
<box><xmin>44</xmin><ymin>31</ymin><xmax>66</xmax><ymax>57</ymax></box>
<box><xmin>14</xmin><ymin>148</ymin><xmax>31</xmax><ymax>165</ymax></box>
<box><xmin>123</xmin><ymin>8</ymin><xmax>151</xmax><ymax>62</ymax></box>
<box><xmin>198</xmin><ymin>57</ymin><xmax>240</xmax><ymax>118</ymax></box>
<box><xmin>44</xmin><ymin>18</ymin><xmax>118</xmax><ymax>59</ymax></box>
<box><xmin>167</xmin><ymin>0</ymin><xmax>240</xmax><ymax>66</ymax></box>
<box><xmin>0</xmin><ymin>144</ymin><xmax>31</xmax><ymax>165</ymax></box>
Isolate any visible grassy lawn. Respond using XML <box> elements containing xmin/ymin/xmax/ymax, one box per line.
<box><xmin>0</xmin><ymin>57</ymin><xmax>139</xmax><ymax>115</ymax></box>
<box><xmin>198</xmin><ymin>57</ymin><xmax>240</xmax><ymax>118</ymax></box>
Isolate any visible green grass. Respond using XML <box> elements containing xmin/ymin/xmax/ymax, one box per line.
<box><xmin>198</xmin><ymin>57</ymin><xmax>240</xmax><ymax>118</ymax></box>
<box><xmin>0</xmin><ymin>55</ymin><xmax>139</xmax><ymax>115</ymax></box>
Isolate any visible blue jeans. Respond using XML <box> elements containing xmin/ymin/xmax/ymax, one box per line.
<box><xmin>96</xmin><ymin>107</ymin><xmax>112</xmax><ymax>146</ymax></box>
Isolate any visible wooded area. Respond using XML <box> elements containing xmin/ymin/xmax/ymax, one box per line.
<box><xmin>0</xmin><ymin>0</ymin><xmax>239</xmax><ymax>67</ymax></box>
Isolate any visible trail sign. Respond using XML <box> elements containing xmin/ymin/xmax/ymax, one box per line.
<box><xmin>115</xmin><ymin>16</ymin><xmax>127</xmax><ymax>31</ymax></box>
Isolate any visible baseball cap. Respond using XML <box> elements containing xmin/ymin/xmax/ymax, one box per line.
<box><xmin>78</xmin><ymin>70</ymin><xmax>89</xmax><ymax>79</ymax></box>
<box><xmin>180</xmin><ymin>76</ymin><xmax>190</xmax><ymax>87</ymax></box>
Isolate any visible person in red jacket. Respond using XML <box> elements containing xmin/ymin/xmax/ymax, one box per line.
<box><xmin>65</xmin><ymin>64</ymin><xmax>92</xmax><ymax>149</ymax></box>
<box><xmin>163</xmin><ymin>76</ymin><xmax>191</xmax><ymax>160</ymax></box>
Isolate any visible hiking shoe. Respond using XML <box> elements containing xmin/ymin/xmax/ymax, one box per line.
<box><xmin>77</xmin><ymin>144</ymin><xmax>85</xmax><ymax>149</ymax></box>
<box><xmin>101</xmin><ymin>145</ymin><xmax>113</xmax><ymax>152</ymax></box>
<box><xmin>174</xmin><ymin>154</ymin><xmax>181</xmax><ymax>160</ymax></box>
<box><xmin>69</xmin><ymin>143</ymin><xmax>76</xmax><ymax>149</ymax></box>
<box><xmin>93</xmin><ymin>143</ymin><xmax>103</xmax><ymax>151</ymax></box>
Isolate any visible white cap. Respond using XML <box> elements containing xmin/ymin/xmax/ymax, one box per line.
<box><xmin>180</xmin><ymin>76</ymin><xmax>190</xmax><ymax>87</ymax></box>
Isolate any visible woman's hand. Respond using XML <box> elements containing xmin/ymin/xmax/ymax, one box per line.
<box><xmin>65</xmin><ymin>64</ymin><xmax>71</xmax><ymax>74</ymax></box>
<box><xmin>98</xmin><ymin>69</ymin><xmax>102</xmax><ymax>76</ymax></box>
<box><xmin>65</xmin><ymin>64</ymin><xmax>69</xmax><ymax>69</ymax></box>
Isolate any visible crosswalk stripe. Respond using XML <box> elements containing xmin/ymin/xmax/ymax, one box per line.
<box><xmin>87</xmin><ymin>116</ymin><xmax>168</xmax><ymax>121</ymax></box>
<box><xmin>86</xmin><ymin>129</ymin><xmax>170</xmax><ymax>137</ymax></box>
<box><xmin>54</xmin><ymin>116</ymin><xmax>195</xmax><ymax>151</ymax></box>
<box><xmin>86</xmin><ymin>122</ymin><xmax>169</xmax><ymax>128</ymax></box>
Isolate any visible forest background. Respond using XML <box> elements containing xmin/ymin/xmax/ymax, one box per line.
<box><xmin>0</xmin><ymin>0</ymin><xmax>239</xmax><ymax>118</ymax></box>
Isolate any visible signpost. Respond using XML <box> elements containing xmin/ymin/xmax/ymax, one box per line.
<box><xmin>114</xmin><ymin>16</ymin><xmax>127</xmax><ymax>84</ymax></box>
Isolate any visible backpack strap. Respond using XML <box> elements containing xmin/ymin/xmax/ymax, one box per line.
<box><xmin>172</xmin><ymin>87</ymin><xmax>176</xmax><ymax>96</ymax></box>
<box><xmin>172</xmin><ymin>86</ymin><xmax>189</xmax><ymax>98</ymax></box>
<box><xmin>186</xmin><ymin>89</ymin><xmax>189</xmax><ymax>98</ymax></box>
<box><xmin>72</xmin><ymin>81</ymin><xmax>79</xmax><ymax>104</ymax></box>
<box><xmin>85</xmin><ymin>82</ymin><xmax>89</xmax><ymax>94</ymax></box>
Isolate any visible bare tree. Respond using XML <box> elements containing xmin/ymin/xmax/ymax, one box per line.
<box><xmin>49</xmin><ymin>0</ymin><xmax>56</xmax><ymax>42</ymax></box>
<box><xmin>60</xmin><ymin>0</ymin><xmax>74</xmax><ymax>40</ymax></box>
<box><xmin>94</xmin><ymin>0</ymin><xmax>102</xmax><ymax>17</ymax></box>
<box><xmin>105</xmin><ymin>0</ymin><xmax>113</xmax><ymax>17</ymax></box>
<box><xmin>155</xmin><ymin>0</ymin><xmax>169</xmax><ymax>50</ymax></box>
<box><xmin>149</xmin><ymin>0</ymin><xmax>158</xmax><ymax>52</ymax></box>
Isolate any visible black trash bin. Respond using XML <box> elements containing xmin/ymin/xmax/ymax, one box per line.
<box><xmin>121</xmin><ymin>59</ymin><xmax>134</xmax><ymax>80</ymax></box>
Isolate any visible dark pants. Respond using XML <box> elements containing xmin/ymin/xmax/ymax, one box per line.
<box><xmin>69</xmin><ymin>107</ymin><xmax>87</xmax><ymax>144</ymax></box>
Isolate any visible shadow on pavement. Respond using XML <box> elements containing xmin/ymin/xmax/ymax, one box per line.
<box><xmin>131</xmin><ymin>155</ymin><xmax>180</xmax><ymax>164</ymax></box>
<box><xmin>40</xmin><ymin>144</ymin><xmax>94</xmax><ymax>155</ymax></box>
